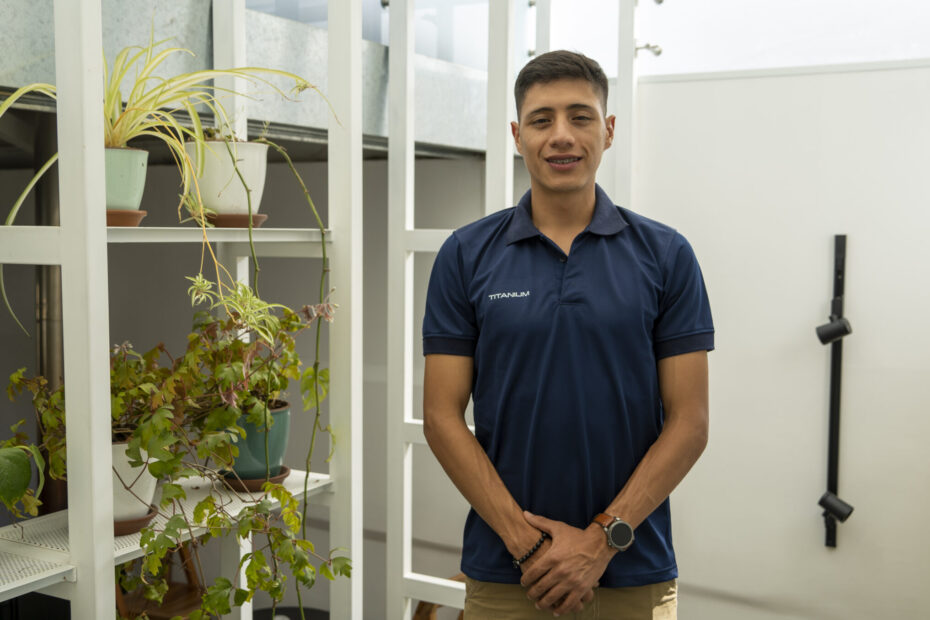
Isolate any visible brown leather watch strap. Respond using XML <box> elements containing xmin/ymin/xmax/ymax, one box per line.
<box><xmin>592</xmin><ymin>512</ymin><xmax>615</xmax><ymax>528</ymax></box>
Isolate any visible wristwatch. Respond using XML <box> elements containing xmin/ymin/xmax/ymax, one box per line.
<box><xmin>593</xmin><ymin>513</ymin><xmax>635</xmax><ymax>552</ymax></box>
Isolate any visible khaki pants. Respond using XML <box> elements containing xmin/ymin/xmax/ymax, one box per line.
<box><xmin>464</xmin><ymin>577</ymin><xmax>677</xmax><ymax>620</ymax></box>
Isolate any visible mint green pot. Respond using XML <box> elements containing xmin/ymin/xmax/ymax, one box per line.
<box><xmin>232</xmin><ymin>402</ymin><xmax>291</xmax><ymax>480</ymax></box>
<box><xmin>105</xmin><ymin>147</ymin><xmax>148</xmax><ymax>210</ymax></box>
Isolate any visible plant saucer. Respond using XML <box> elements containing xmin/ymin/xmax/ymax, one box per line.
<box><xmin>206</xmin><ymin>213</ymin><xmax>268</xmax><ymax>228</ymax></box>
<box><xmin>114</xmin><ymin>504</ymin><xmax>158</xmax><ymax>536</ymax></box>
<box><xmin>222</xmin><ymin>465</ymin><xmax>291</xmax><ymax>492</ymax></box>
<box><xmin>106</xmin><ymin>209</ymin><xmax>147</xmax><ymax>227</ymax></box>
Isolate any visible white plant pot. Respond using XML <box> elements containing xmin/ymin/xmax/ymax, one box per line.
<box><xmin>185</xmin><ymin>140</ymin><xmax>269</xmax><ymax>215</ymax></box>
<box><xmin>112</xmin><ymin>442</ymin><xmax>158</xmax><ymax>521</ymax></box>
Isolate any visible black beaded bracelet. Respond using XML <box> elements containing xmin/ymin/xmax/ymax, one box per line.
<box><xmin>512</xmin><ymin>532</ymin><xmax>549</xmax><ymax>569</ymax></box>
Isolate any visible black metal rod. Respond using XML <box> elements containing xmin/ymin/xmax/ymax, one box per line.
<box><xmin>827</xmin><ymin>339</ymin><xmax>843</xmax><ymax>497</ymax></box>
<box><xmin>833</xmin><ymin>235</ymin><xmax>846</xmax><ymax>301</ymax></box>
<box><xmin>824</xmin><ymin>234</ymin><xmax>847</xmax><ymax>548</ymax></box>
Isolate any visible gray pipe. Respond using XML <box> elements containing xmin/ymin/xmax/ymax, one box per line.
<box><xmin>34</xmin><ymin>112</ymin><xmax>66</xmax><ymax>513</ymax></box>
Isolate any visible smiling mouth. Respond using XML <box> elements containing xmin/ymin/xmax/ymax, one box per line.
<box><xmin>546</xmin><ymin>156</ymin><xmax>581</xmax><ymax>164</ymax></box>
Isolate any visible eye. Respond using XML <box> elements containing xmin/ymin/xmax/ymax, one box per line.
<box><xmin>573</xmin><ymin>115</ymin><xmax>593</xmax><ymax>122</ymax></box>
<box><xmin>530</xmin><ymin>118</ymin><xmax>550</xmax><ymax>126</ymax></box>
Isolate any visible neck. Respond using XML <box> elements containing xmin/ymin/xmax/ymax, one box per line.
<box><xmin>529</xmin><ymin>183</ymin><xmax>597</xmax><ymax>233</ymax></box>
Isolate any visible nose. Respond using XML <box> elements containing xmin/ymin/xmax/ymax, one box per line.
<box><xmin>548</xmin><ymin>116</ymin><xmax>575</xmax><ymax>149</ymax></box>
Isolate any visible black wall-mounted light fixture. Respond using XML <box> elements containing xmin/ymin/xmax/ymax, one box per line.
<box><xmin>816</xmin><ymin>317</ymin><xmax>852</xmax><ymax>345</ymax></box>
<box><xmin>819</xmin><ymin>491</ymin><xmax>854</xmax><ymax>523</ymax></box>
<box><xmin>817</xmin><ymin>234</ymin><xmax>854</xmax><ymax>548</ymax></box>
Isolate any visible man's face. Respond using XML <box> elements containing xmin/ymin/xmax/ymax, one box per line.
<box><xmin>511</xmin><ymin>78</ymin><xmax>615</xmax><ymax>199</ymax></box>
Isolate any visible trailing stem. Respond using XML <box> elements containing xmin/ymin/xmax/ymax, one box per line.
<box><xmin>257</xmin><ymin>138</ymin><xmax>330</xmax><ymax>620</ymax></box>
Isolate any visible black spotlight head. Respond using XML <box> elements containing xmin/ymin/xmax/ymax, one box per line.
<box><xmin>816</xmin><ymin>318</ymin><xmax>852</xmax><ymax>345</ymax></box>
<box><xmin>819</xmin><ymin>491</ymin><xmax>854</xmax><ymax>522</ymax></box>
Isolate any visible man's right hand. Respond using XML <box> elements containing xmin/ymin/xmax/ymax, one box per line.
<box><xmin>519</xmin><ymin>534</ymin><xmax>596</xmax><ymax>614</ymax></box>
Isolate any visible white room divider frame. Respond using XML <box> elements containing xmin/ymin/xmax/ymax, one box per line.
<box><xmin>212</xmin><ymin>1</ymin><xmax>366</xmax><ymax>617</ymax></box>
<box><xmin>386</xmin><ymin>0</ymin><xmax>516</xmax><ymax>616</ymax></box>
<box><xmin>0</xmin><ymin>0</ymin><xmax>363</xmax><ymax>618</ymax></box>
<box><xmin>385</xmin><ymin>1</ymin><xmax>639</xmax><ymax>617</ymax></box>
<box><xmin>326</xmin><ymin>0</ymin><xmax>366</xmax><ymax>617</ymax></box>
<box><xmin>615</xmin><ymin>0</ymin><xmax>637</xmax><ymax>208</ymax></box>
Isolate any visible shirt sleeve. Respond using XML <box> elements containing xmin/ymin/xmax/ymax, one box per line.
<box><xmin>423</xmin><ymin>233</ymin><xmax>477</xmax><ymax>356</ymax></box>
<box><xmin>653</xmin><ymin>232</ymin><xmax>715</xmax><ymax>359</ymax></box>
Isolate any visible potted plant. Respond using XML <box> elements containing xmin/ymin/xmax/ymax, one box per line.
<box><xmin>0</xmin><ymin>34</ymin><xmax>321</xmax><ymax>333</ymax></box>
<box><xmin>101</xmin><ymin>274</ymin><xmax>344</xmax><ymax>618</ymax></box>
<box><xmin>3</xmin><ymin>277</ymin><xmax>349</xmax><ymax>618</ymax></box>
<box><xmin>6</xmin><ymin>341</ymin><xmax>178</xmax><ymax>533</ymax></box>
<box><xmin>0</xmin><ymin>34</ymin><xmax>314</xmax><ymax>224</ymax></box>
<box><xmin>184</xmin><ymin>127</ymin><xmax>271</xmax><ymax>229</ymax></box>
<box><xmin>181</xmin><ymin>275</ymin><xmax>333</xmax><ymax>481</ymax></box>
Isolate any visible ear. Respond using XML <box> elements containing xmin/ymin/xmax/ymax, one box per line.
<box><xmin>604</xmin><ymin>114</ymin><xmax>616</xmax><ymax>149</ymax></box>
<box><xmin>511</xmin><ymin>121</ymin><xmax>523</xmax><ymax>155</ymax></box>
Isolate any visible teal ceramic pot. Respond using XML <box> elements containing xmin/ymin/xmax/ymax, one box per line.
<box><xmin>231</xmin><ymin>401</ymin><xmax>291</xmax><ymax>480</ymax></box>
<box><xmin>105</xmin><ymin>147</ymin><xmax>148</xmax><ymax>210</ymax></box>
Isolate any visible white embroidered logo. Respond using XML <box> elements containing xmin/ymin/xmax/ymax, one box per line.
<box><xmin>488</xmin><ymin>290</ymin><xmax>531</xmax><ymax>301</ymax></box>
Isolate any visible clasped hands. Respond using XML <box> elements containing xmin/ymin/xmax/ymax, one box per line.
<box><xmin>518</xmin><ymin>510</ymin><xmax>615</xmax><ymax>617</ymax></box>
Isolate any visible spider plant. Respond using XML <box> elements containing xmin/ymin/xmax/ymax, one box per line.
<box><xmin>0</xmin><ymin>34</ymin><xmax>324</xmax><ymax>334</ymax></box>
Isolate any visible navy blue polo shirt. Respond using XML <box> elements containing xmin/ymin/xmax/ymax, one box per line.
<box><xmin>423</xmin><ymin>184</ymin><xmax>714</xmax><ymax>587</ymax></box>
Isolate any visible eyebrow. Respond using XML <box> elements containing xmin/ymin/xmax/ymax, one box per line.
<box><xmin>525</xmin><ymin>103</ymin><xmax>598</xmax><ymax>117</ymax></box>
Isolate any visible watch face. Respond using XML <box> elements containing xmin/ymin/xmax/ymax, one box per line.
<box><xmin>608</xmin><ymin>521</ymin><xmax>634</xmax><ymax>549</ymax></box>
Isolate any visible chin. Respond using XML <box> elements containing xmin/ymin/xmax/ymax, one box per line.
<box><xmin>541</xmin><ymin>179</ymin><xmax>593</xmax><ymax>194</ymax></box>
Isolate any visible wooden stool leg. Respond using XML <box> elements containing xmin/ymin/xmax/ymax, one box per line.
<box><xmin>115</xmin><ymin>581</ymin><xmax>130</xmax><ymax>618</ymax></box>
<box><xmin>178</xmin><ymin>543</ymin><xmax>203</xmax><ymax>590</ymax></box>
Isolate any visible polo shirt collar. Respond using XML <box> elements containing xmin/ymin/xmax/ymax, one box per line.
<box><xmin>505</xmin><ymin>184</ymin><xmax>628</xmax><ymax>245</ymax></box>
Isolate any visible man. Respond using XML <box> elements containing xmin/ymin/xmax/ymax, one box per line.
<box><xmin>422</xmin><ymin>51</ymin><xmax>713</xmax><ymax>619</ymax></box>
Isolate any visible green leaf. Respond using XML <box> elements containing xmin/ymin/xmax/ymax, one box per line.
<box><xmin>193</xmin><ymin>496</ymin><xmax>216</xmax><ymax>524</ymax></box>
<box><xmin>203</xmin><ymin>577</ymin><xmax>233</xmax><ymax>616</ymax></box>
<box><xmin>319</xmin><ymin>562</ymin><xmax>334</xmax><ymax>581</ymax></box>
<box><xmin>21</xmin><ymin>444</ymin><xmax>45</xmax><ymax>498</ymax></box>
<box><xmin>233</xmin><ymin>588</ymin><xmax>251</xmax><ymax>607</ymax></box>
<box><xmin>159</xmin><ymin>483</ymin><xmax>186</xmax><ymax>507</ymax></box>
<box><xmin>300</xmin><ymin>367</ymin><xmax>329</xmax><ymax>410</ymax></box>
<box><xmin>331</xmin><ymin>555</ymin><xmax>352</xmax><ymax>578</ymax></box>
<box><xmin>0</xmin><ymin>447</ymin><xmax>32</xmax><ymax>503</ymax></box>
<box><xmin>6</xmin><ymin>367</ymin><xmax>26</xmax><ymax>400</ymax></box>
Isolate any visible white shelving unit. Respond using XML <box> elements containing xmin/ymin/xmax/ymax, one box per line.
<box><xmin>0</xmin><ymin>0</ymin><xmax>363</xmax><ymax>617</ymax></box>
<box><xmin>0</xmin><ymin>470</ymin><xmax>333</xmax><ymax>601</ymax></box>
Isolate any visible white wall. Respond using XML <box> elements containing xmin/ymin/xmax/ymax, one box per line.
<box><xmin>635</xmin><ymin>64</ymin><xmax>930</xmax><ymax>619</ymax></box>
<box><xmin>633</xmin><ymin>0</ymin><xmax>930</xmax><ymax>75</ymax></box>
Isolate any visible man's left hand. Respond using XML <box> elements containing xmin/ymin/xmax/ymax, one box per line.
<box><xmin>520</xmin><ymin>510</ymin><xmax>615</xmax><ymax>616</ymax></box>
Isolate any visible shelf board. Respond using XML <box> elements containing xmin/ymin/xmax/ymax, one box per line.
<box><xmin>106</xmin><ymin>226</ymin><xmax>330</xmax><ymax>245</ymax></box>
<box><xmin>107</xmin><ymin>226</ymin><xmax>331</xmax><ymax>258</ymax></box>
<box><xmin>0</xmin><ymin>548</ymin><xmax>74</xmax><ymax>604</ymax></box>
<box><xmin>0</xmin><ymin>227</ymin><xmax>63</xmax><ymax>265</ymax></box>
<box><xmin>0</xmin><ymin>226</ymin><xmax>330</xmax><ymax>264</ymax></box>
<box><xmin>0</xmin><ymin>469</ymin><xmax>332</xmax><ymax>599</ymax></box>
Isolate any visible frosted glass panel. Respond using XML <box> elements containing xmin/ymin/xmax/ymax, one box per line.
<box><xmin>542</xmin><ymin>0</ymin><xmax>930</xmax><ymax>77</ymax></box>
<box><xmin>247</xmin><ymin>0</ymin><xmax>531</xmax><ymax>73</ymax></box>
<box><xmin>246</xmin><ymin>0</ymin><xmax>329</xmax><ymax>29</ymax></box>
<box><xmin>547</xmin><ymin>0</ymin><xmax>620</xmax><ymax>77</ymax></box>
<box><xmin>636</xmin><ymin>0</ymin><xmax>930</xmax><ymax>75</ymax></box>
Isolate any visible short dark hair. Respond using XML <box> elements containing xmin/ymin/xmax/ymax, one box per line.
<box><xmin>514</xmin><ymin>50</ymin><xmax>609</xmax><ymax>120</ymax></box>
